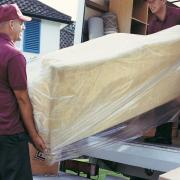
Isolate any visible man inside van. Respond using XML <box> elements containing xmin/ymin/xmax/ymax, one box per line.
<box><xmin>145</xmin><ymin>0</ymin><xmax>180</xmax><ymax>144</ymax></box>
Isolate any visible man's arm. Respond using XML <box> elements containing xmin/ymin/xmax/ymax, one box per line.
<box><xmin>14</xmin><ymin>89</ymin><xmax>46</xmax><ymax>152</ymax></box>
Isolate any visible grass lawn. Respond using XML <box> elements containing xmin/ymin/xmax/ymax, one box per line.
<box><xmin>66</xmin><ymin>159</ymin><xmax>130</xmax><ymax>180</ymax></box>
<box><xmin>93</xmin><ymin>168</ymin><xmax>130</xmax><ymax>180</ymax></box>
<box><xmin>67</xmin><ymin>168</ymin><xmax>129</xmax><ymax>180</ymax></box>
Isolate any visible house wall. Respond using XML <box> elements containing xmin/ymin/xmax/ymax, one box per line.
<box><xmin>40</xmin><ymin>19</ymin><xmax>66</xmax><ymax>54</ymax></box>
<box><xmin>16</xmin><ymin>19</ymin><xmax>67</xmax><ymax>62</ymax></box>
<box><xmin>74</xmin><ymin>0</ymin><xmax>85</xmax><ymax>44</ymax></box>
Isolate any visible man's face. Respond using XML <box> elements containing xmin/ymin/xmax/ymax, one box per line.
<box><xmin>10</xmin><ymin>19</ymin><xmax>25</xmax><ymax>42</ymax></box>
<box><xmin>147</xmin><ymin>0</ymin><xmax>166</xmax><ymax>14</ymax></box>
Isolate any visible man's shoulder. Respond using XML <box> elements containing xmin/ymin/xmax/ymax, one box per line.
<box><xmin>167</xmin><ymin>6</ymin><xmax>180</xmax><ymax>16</ymax></box>
<box><xmin>3</xmin><ymin>43</ymin><xmax>25</xmax><ymax>60</ymax></box>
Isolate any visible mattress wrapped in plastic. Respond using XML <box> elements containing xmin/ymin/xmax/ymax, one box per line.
<box><xmin>27</xmin><ymin>25</ymin><xmax>180</xmax><ymax>162</ymax></box>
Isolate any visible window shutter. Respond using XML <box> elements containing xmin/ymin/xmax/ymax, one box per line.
<box><xmin>23</xmin><ymin>19</ymin><xmax>41</xmax><ymax>53</ymax></box>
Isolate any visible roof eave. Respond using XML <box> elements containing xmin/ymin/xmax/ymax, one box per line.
<box><xmin>24</xmin><ymin>13</ymin><xmax>73</xmax><ymax>24</ymax></box>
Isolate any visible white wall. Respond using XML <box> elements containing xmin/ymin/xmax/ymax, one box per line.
<box><xmin>74</xmin><ymin>0</ymin><xmax>85</xmax><ymax>44</ymax></box>
<box><xmin>40</xmin><ymin>19</ymin><xmax>66</xmax><ymax>55</ymax></box>
<box><xmin>17</xmin><ymin>19</ymin><xmax>67</xmax><ymax>62</ymax></box>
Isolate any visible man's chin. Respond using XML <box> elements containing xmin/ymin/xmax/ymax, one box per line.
<box><xmin>150</xmin><ymin>7</ymin><xmax>156</xmax><ymax>13</ymax></box>
<box><xmin>16</xmin><ymin>36</ymin><xmax>22</xmax><ymax>41</ymax></box>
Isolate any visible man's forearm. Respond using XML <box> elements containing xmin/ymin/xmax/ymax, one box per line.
<box><xmin>14</xmin><ymin>90</ymin><xmax>39</xmax><ymax>139</ymax></box>
<box><xmin>14</xmin><ymin>89</ymin><xmax>46</xmax><ymax>152</ymax></box>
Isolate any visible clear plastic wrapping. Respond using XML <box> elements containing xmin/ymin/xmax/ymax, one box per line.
<box><xmin>27</xmin><ymin>25</ymin><xmax>180</xmax><ymax>163</ymax></box>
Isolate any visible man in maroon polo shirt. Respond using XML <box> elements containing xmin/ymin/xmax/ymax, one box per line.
<box><xmin>148</xmin><ymin>0</ymin><xmax>180</xmax><ymax>34</ymax></box>
<box><xmin>145</xmin><ymin>0</ymin><xmax>180</xmax><ymax>145</ymax></box>
<box><xmin>0</xmin><ymin>3</ymin><xmax>46</xmax><ymax>180</ymax></box>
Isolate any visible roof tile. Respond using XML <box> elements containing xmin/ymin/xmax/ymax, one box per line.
<box><xmin>0</xmin><ymin>0</ymin><xmax>72</xmax><ymax>23</ymax></box>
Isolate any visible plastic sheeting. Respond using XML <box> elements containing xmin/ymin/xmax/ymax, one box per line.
<box><xmin>27</xmin><ymin>25</ymin><xmax>180</xmax><ymax>163</ymax></box>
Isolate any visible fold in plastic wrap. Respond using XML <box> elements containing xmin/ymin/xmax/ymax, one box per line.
<box><xmin>27</xmin><ymin>26</ymin><xmax>180</xmax><ymax>162</ymax></box>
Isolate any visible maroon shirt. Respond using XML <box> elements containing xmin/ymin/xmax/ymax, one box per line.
<box><xmin>0</xmin><ymin>33</ymin><xmax>27</xmax><ymax>135</ymax></box>
<box><xmin>148</xmin><ymin>6</ymin><xmax>180</xmax><ymax>34</ymax></box>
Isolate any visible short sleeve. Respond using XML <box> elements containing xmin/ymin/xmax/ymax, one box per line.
<box><xmin>8</xmin><ymin>54</ymin><xmax>27</xmax><ymax>90</ymax></box>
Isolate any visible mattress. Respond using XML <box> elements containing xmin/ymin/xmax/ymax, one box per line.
<box><xmin>27</xmin><ymin>25</ymin><xmax>180</xmax><ymax>161</ymax></box>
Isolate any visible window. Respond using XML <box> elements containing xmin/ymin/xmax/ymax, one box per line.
<box><xmin>23</xmin><ymin>18</ymin><xmax>41</xmax><ymax>53</ymax></box>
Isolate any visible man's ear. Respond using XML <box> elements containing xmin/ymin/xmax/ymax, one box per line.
<box><xmin>9</xmin><ymin>20</ymin><xmax>14</xmax><ymax>31</ymax></box>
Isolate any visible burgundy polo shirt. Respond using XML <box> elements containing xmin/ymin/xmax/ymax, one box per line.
<box><xmin>0</xmin><ymin>33</ymin><xmax>27</xmax><ymax>135</ymax></box>
<box><xmin>148</xmin><ymin>6</ymin><xmax>180</xmax><ymax>34</ymax></box>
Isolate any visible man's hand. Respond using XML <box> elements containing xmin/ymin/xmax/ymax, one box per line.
<box><xmin>31</xmin><ymin>134</ymin><xmax>46</xmax><ymax>152</ymax></box>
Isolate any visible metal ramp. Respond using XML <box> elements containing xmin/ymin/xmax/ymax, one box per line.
<box><xmin>80</xmin><ymin>139</ymin><xmax>180</xmax><ymax>172</ymax></box>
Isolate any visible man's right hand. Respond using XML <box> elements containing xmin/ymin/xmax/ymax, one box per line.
<box><xmin>31</xmin><ymin>134</ymin><xmax>46</xmax><ymax>153</ymax></box>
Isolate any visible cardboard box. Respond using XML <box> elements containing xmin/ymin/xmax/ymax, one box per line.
<box><xmin>159</xmin><ymin>167</ymin><xmax>180</xmax><ymax>180</ymax></box>
<box><xmin>143</xmin><ymin>128</ymin><xmax>156</xmax><ymax>137</ymax></box>
<box><xmin>29</xmin><ymin>143</ymin><xmax>59</xmax><ymax>175</ymax></box>
<box><xmin>143</xmin><ymin>120</ymin><xmax>178</xmax><ymax>138</ymax></box>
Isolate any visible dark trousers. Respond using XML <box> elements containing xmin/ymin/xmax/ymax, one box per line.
<box><xmin>155</xmin><ymin>122</ymin><xmax>172</xmax><ymax>139</ymax></box>
<box><xmin>0</xmin><ymin>133</ymin><xmax>33</xmax><ymax>180</ymax></box>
